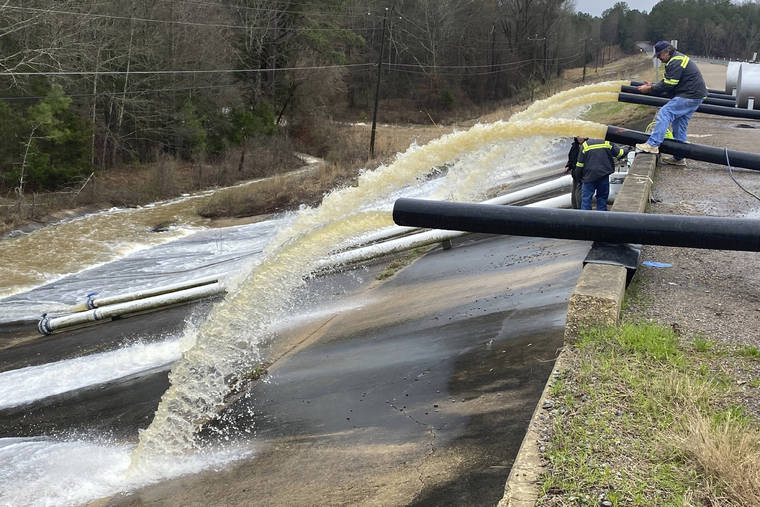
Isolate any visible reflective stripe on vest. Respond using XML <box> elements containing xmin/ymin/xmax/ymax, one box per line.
<box><xmin>671</xmin><ymin>55</ymin><xmax>689</xmax><ymax>68</ymax></box>
<box><xmin>664</xmin><ymin>55</ymin><xmax>689</xmax><ymax>85</ymax></box>
<box><xmin>581</xmin><ymin>140</ymin><xmax>612</xmax><ymax>153</ymax></box>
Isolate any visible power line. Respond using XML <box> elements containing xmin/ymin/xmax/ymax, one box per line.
<box><xmin>386</xmin><ymin>62</ymin><xmax>533</xmax><ymax>77</ymax></box>
<box><xmin>0</xmin><ymin>83</ymin><xmax>242</xmax><ymax>101</ymax></box>
<box><xmin>0</xmin><ymin>62</ymin><xmax>374</xmax><ymax>77</ymax></box>
<box><xmin>2</xmin><ymin>5</ymin><xmax>377</xmax><ymax>31</ymax></box>
<box><xmin>151</xmin><ymin>0</ymin><xmax>378</xmax><ymax>19</ymax></box>
<box><xmin>0</xmin><ymin>54</ymin><xmax>585</xmax><ymax>100</ymax></box>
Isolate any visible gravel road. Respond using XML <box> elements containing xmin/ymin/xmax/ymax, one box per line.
<box><xmin>624</xmin><ymin>63</ymin><xmax>760</xmax><ymax>349</ymax></box>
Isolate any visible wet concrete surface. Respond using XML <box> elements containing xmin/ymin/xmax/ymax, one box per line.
<box><xmin>106</xmin><ymin>234</ymin><xmax>586</xmax><ymax>506</ymax></box>
<box><xmin>0</xmin><ymin>232</ymin><xmax>589</xmax><ymax>505</ymax></box>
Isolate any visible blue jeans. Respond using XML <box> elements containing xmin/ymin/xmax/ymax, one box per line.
<box><xmin>647</xmin><ymin>96</ymin><xmax>703</xmax><ymax>155</ymax></box>
<box><xmin>581</xmin><ymin>177</ymin><xmax>610</xmax><ymax>211</ymax></box>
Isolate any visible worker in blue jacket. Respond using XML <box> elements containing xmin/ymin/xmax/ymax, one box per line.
<box><xmin>635</xmin><ymin>41</ymin><xmax>707</xmax><ymax>166</ymax></box>
<box><xmin>575</xmin><ymin>139</ymin><xmax>629</xmax><ymax>211</ymax></box>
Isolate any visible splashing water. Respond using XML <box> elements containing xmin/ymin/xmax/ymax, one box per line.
<box><xmin>131</xmin><ymin>83</ymin><xmax>623</xmax><ymax>466</ymax></box>
<box><xmin>0</xmin><ymin>436</ymin><xmax>252</xmax><ymax>507</ymax></box>
<box><xmin>132</xmin><ymin>114</ymin><xmax>606</xmax><ymax>467</ymax></box>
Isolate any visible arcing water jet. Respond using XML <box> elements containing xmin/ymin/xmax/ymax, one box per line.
<box><xmin>129</xmin><ymin>83</ymin><xmax>627</xmax><ymax>467</ymax></box>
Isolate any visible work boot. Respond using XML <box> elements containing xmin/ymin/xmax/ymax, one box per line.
<box><xmin>662</xmin><ymin>155</ymin><xmax>686</xmax><ymax>166</ymax></box>
<box><xmin>635</xmin><ymin>142</ymin><xmax>659</xmax><ymax>154</ymax></box>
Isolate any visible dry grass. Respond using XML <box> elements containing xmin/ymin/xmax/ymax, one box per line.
<box><xmin>198</xmin><ymin>160</ymin><xmax>361</xmax><ymax>218</ymax></box>
<box><xmin>198</xmin><ymin>120</ymin><xmax>447</xmax><ymax>220</ymax></box>
<box><xmin>480</xmin><ymin>52</ymin><xmax>653</xmax><ymax>124</ymax></box>
<box><xmin>0</xmin><ymin>137</ymin><xmax>303</xmax><ymax>235</ymax></box>
<box><xmin>539</xmin><ymin>322</ymin><xmax>760</xmax><ymax>506</ymax></box>
<box><xmin>676</xmin><ymin>411</ymin><xmax>760</xmax><ymax>506</ymax></box>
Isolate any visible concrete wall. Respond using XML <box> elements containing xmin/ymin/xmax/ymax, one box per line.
<box><xmin>499</xmin><ymin>152</ymin><xmax>658</xmax><ymax>506</ymax></box>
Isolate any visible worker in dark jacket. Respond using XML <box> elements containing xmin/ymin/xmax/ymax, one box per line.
<box><xmin>575</xmin><ymin>139</ymin><xmax>628</xmax><ymax>211</ymax></box>
<box><xmin>635</xmin><ymin>41</ymin><xmax>707</xmax><ymax>166</ymax></box>
<box><xmin>564</xmin><ymin>136</ymin><xmax>586</xmax><ymax>209</ymax></box>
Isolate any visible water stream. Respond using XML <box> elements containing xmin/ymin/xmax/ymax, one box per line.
<box><xmin>131</xmin><ymin>82</ymin><xmax>623</xmax><ymax>464</ymax></box>
<box><xmin>0</xmin><ymin>81</ymin><xmax>627</xmax><ymax>504</ymax></box>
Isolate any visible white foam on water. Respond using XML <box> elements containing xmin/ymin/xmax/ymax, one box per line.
<box><xmin>0</xmin><ymin>436</ymin><xmax>252</xmax><ymax>507</ymax></box>
<box><xmin>0</xmin><ymin>337</ymin><xmax>187</xmax><ymax>410</ymax></box>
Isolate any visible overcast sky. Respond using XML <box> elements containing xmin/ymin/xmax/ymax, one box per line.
<box><xmin>572</xmin><ymin>0</ymin><xmax>661</xmax><ymax>17</ymax></box>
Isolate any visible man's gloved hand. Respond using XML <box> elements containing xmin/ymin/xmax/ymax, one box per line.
<box><xmin>637</xmin><ymin>81</ymin><xmax>653</xmax><ymax>94</ymax></box>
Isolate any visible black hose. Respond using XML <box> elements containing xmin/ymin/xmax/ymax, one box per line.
<box><xmin>392</xmin><ymin>198</ymin><xmax>760</xmax><ymax>251</ymax></box>
<box><xmin>620</xmin><ymin>85</ymin><xmax>737</xmax><ymax>107</ymax></box>
<box><xmin>605</xmin><ymin>125</ymin><xmax>760</xmax><ymax>171</ymax></box>
<box><xmin>629</xmin><ymin>80</ymin><xmax>735</xmax><ymax>101</ymax></box>
<box><xmin>726</xmin><ymin>148</ymin><xmax>760</xmax><ymax>202</ymax></box>
<box><xmin>617</xmin><ymin>92</ymin><xmax>760</xmax><ymax>120</ymax></box>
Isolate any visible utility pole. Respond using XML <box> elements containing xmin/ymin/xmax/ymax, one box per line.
<box><xmin>528</xmin><ymin>33</ymin><xmax>546</xmax><ymax>85</ymax></box>
<box><xmin>369</xmin><ymin>7</ymin><xmax>388</xmax><ymax>159</ymax></box>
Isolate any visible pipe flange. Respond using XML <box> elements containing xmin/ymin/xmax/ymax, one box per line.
<box><xmin>38</xmin><ymin>314</ymin><xmax>53</xmax><ymax>335</ymax></box>
<box><xmin>86</xmin><ymin>292</ymin><xmax>99</xmax><ymax>310</ymax></box>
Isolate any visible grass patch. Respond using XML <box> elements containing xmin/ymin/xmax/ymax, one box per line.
<box><xmin>375</xmin><ymin>247</ymin><xmax>428</xmax><ymax>280</ymax></box>
<box><xmin>538</xmin><ymin>320</ymin><xmax>760</xmax><ymax>506</ymax></box>
<box><xmin>693</xmin><ymin>335</ymin><xmax>717</xmax><ymax>354</ymax></box>
<box><xmin>198</xmin><ymin>161</ymin><xmax>361</xmax><ymax>218</ymax></box>
<box><xmin>620</xmin><ymin>269</ymin><xmax>651</xmax><ymax>312</ymax></box>
<box><xmin>738</xmin><ymin>345</ymin><xmax>760</xmax><ymax>360</ymax></box>
<box><xmin>581</xmin><ymin>102</ymin><xmax>652</xmax><ymax>128</ymax></box>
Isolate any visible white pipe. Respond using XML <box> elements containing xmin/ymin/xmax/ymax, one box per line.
<box><xmin>342</xmin><ymin>174</ymin><xmax>573</xmax><ymax>249</ymax></box>
<box><xmin>323</xmin><ymin>191</ymin><xmax>574</xmax><ymax>269</ymax></box>
<box><xmin>322</xmin><ymin>172</ymin><xmax>622</xmax><ymax>269</ymax></box>
<box><xmin>77</xmin><ymin>275</ymin><xmax>220</xmax><ymax>311</ymax></box>
<box><xmin>484</xmin><ymin>174</ymin><xmax>572</xmax><ymax>205</ymax></box>
<box><xmin>39</xmin><ymin>283</ymin><xmax>224</xmax><ymax>335</ymax></box>
<box><xmin>37</xmin><ymin>174</ymin><xmax>615</xmax><ymax>335</ymax></box>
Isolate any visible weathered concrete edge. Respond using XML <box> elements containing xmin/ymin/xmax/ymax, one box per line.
<box><xmin>498</xmin><ymin>153</ymin><xmax>657</xmax><ymax>506</ymax></box>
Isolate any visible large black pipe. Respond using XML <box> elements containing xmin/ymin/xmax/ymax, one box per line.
<box><xmin>392</xmin><ymin>198</ymin><xmax>760</xmax><ymax>251</ymax></box>
<box><xmin>618</xmin><ymin>92</ymin><xmax>760</xmax><ymax>120</ymax></box>
<box><xmin>620</xmin><ymin>85</ymin><xmax>737</xmax><ymax>108</ymax></box>
<box><xmin>629</xmin><ymin>81</ymin><xmax>735</xmax><ymax>101</ymax></box>
<box><xmin>605</xmin><ymin>125</ymin><xmax>760</xmax><ymax>170</ymax></box>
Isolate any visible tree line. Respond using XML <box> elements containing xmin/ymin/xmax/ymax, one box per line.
<box><xmin>1</xmin><ymin>0</ymin><xmax>758</xmax><ymax>194</ymax></box>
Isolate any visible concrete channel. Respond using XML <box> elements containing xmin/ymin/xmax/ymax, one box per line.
<box><xmin>0</xmin><ymin>221</ymin><xmax>590</xmax><ymax>505</ymax></box>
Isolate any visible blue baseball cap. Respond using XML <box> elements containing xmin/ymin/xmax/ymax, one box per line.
<box><xmin>654</xmin><ymin>41</ymin><xmax>670</xmax><ymax>55</ymax></box>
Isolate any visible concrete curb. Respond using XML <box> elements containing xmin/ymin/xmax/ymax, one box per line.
<box><xmin>498</xmin><ymin>153</ymin><xmax>657</xmax><ymax>506</ymax></box>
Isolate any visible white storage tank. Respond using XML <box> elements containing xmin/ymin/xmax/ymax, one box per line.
<box><xmin>726</xmin><ymin>61</ymin><xmax>742</xmax><ymax>95</ymax></box>
<box><xmin>736</xmin><ymin>63</ymin><xmax>760</xmax><ymax>109</ymax></box>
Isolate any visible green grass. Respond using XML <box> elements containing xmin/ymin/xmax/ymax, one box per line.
<box><xmin>738</xmin><ymin>345</ymin><xmax>760</xmax><ymax>359</ymax></box>
<box><xmin>375</xmin><ymin>247</ymin><xmax>428</xmax><ymax>280</ymax></box>
<box><xmin>581</xmin><ymin>102</ymin><xmax>651</xmax><ymax>127</ymax></box>
<box><xmin>620</xmin><ymin>270</ymin><xmax>651</xmax><ymax>312</ymax></box>
<box><xmin>693</xmin><ymin>335</ymin><xmax>717</xmax><ymax>353</ymax></box>
<box><xmin>537</xmin><ymin>320</ymin><xmax>760</xmax><ymax>506</ymax></box>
